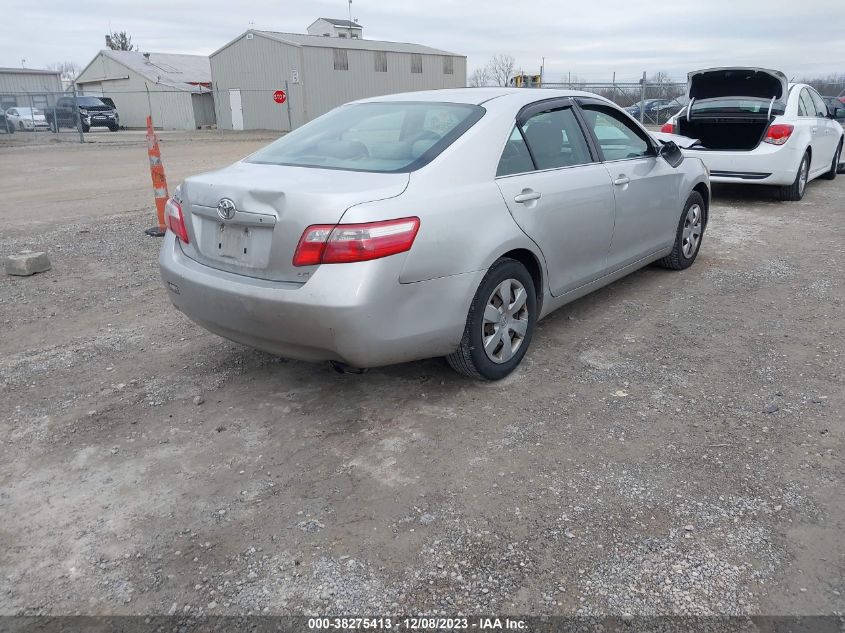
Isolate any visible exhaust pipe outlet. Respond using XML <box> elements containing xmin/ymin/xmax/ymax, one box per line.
<box><xmin>329</xmin><ymin>360</ymin><xmax>368</xmax><ymax>375</ymax></box>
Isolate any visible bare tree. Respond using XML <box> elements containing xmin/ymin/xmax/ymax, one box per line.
<box><xmin>468</xmin><ymin>67</ymin><xmax>490</xmax><ymax>87</ymax></box>
<box><xmin>106</xmin><ymin>31</ymin><xmax>137</xmax><ymax>51</ymax></box>
<box><xmin>48</xmin><ymin>61</ymin><xmax>81</xmax><ymax>83</ymax></box>
<box><xmin>797</xmin><ymin>73</ymin><xmax>845</xmax><ymax>97</ymax></box>
<box><xmin>486</xmin><ymin>54</ymin><xmax>516</xmax><ymax>87</ymax></box>
<box><xmin>647</xmin><ymin>71</ymin><xmax>683</xmax><ymax>99</ymax></box>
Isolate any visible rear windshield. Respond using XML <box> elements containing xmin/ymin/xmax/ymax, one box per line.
<box><xmin>691</xmin><ymin>98</ymin><xmax>785</xmax><ymax>116</ymax></box>
<box><xmin>247</xmin><ymin>102</ymin><xmax>485</xmax><ymax>173</ymax></box>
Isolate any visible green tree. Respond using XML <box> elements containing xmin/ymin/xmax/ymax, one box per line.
<box><xmin>106</xmin><ymin>31</ymin><xmax>137</xmax><ymax>51</ymax></box>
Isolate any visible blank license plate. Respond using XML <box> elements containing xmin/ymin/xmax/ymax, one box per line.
<box><xmin>216</xmin><ymin>224</ymin><xmax>251</xmax><ymax>261</ymax></box>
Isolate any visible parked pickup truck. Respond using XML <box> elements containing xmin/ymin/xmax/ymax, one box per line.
<box><xmin>46</xmin><ymin>96</ymin><xmax>120</xmax><ymax>132</ymax></box>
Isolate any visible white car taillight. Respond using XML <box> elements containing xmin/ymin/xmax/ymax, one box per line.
<box><xmin>763</xmin><ymin>124</ymin><xmax>794</xmax><ymax>146</ymax></box>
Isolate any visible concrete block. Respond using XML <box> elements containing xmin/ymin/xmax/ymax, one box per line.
<box><xmin>5</xmin><ymin>251</ymin><xmax>52</xmax><ymax>276</ymax></box>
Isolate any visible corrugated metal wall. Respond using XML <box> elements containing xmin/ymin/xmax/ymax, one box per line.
<box><xmin>75</xmin><ymin>53</ymin><xmax>201</xmax><ymax>130</ymax></box>
<box><xmin>210</xmin><ymin>35</ymin><xmax>305</xmax><ymax>132</ymax></box>
<box><xmin>302</xmin><ymin>48</ymin><xmax>467</xmax><ymax>121</ymax></box>
<box><xmin>0</xmin><ymin>71</ymin><xmax>62</xmax><ymax>95</ymax></box>
<box><xmin>211</xmin><ymin>33</ymin><xmax>467</xmax><ymax>131</ymax></box>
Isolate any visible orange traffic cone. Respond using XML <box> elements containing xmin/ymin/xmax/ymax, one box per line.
<box><xmin>144</xmin><ymin>115</ymin><xmax>169</xmax><ymax>237</ymax></box>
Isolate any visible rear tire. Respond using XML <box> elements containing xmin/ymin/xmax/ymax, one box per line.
<box><xmin>656</xmin><ymin>191</ymin><xmax>706</xmax><ymax>271</ymax></box>
<box><xmin>446</xmin><ymin>258</ymin><xmax>537</xmax><ymax>380</ymax></box>
<box><xmin>780</xmin><ymin>152</ymin><xmax>810</xmax><ymax>201</ymax></box>
<box><xmin>821</xmin><ymin>140</ymin><xmax>842</xmax><ymax>180</ymax></box>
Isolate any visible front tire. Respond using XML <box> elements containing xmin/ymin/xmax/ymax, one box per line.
<box><xmin>447</xmin><ymin>258</ymin><xmax>537</xmax><ymax>380</ymax></box>
<box><xmin>821</xmin><ymin>141</ymin><xmax>842</xmax><ymax>180</ymax></box>
<box><xmin>656</xmin><ymin>191</ymin><xmax>706</xmax><ymax>271</ymax></box>
<box><xmin>780</xmin><ymin>151</ymin><xmax>810</xmax><ymax>201</ymax></box>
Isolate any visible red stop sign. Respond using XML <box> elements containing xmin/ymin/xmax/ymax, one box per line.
<box><xmin>273</xmin><ymin>90</ymin><xmax>287</xmax><ymax>104</ymax></box>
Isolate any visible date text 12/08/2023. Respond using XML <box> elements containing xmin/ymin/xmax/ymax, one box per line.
<box><xmin>307</xmin><ymin>617</ymin><xmax>527</xmax><ymax>630</ymax></box>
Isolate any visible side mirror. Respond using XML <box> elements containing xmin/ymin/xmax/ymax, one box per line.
<box><xmin>658</xmin><ymin>140</ymin><xmax>684</xmax><ymax>168</ymax></box>
<box><xmin>833</xmin><ymin>107</ymin><xmax>845</xmax><ymax>120</ymax></box>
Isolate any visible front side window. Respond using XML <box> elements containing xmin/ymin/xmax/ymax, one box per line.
<box><xmin>580</xmin><ymin>104</ymin><xmax>652</xmax><ymax>161</ymax></box>
<box><xmin>248</xmin><ymin>102</ymin><xmax>484</xmax><ymax>173</ymax></box>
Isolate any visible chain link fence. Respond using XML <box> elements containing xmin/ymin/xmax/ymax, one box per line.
<box><xmin>3</xmin><ymin>77</ymin><xmax>844</xmax><ymax>145</ymax></box>
<box><xmin>541</xmin><ymin>80</ymin><xmax>688</xmax><ymax>125</ymax></box>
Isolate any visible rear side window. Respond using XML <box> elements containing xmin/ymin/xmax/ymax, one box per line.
<box><xmin>580</xmin><ymin>104</ymin><xmax>652</xmax><ymax>161</ymax></box>
<box><xmin>496</xmin><ymin>127</ymin><xmax>534</xmax><ymax>176</ymax></box>
<box><xmin>247</xmin><ymin>102</ymin><xmax>484</xmax><ymax>173</ymax></box>
<box><xmin>798</xmin><ymin>89</ymin><xmax>814</xmax><ymax>117</ymax></box>
<box><xmin>520</xmin><ymin>107</ymin><xmax>592</xmax><ymax>170</ymax></box>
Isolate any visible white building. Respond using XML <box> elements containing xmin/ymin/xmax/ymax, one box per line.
<box><xmin>306</xmin><ymin>17</ymin><xmax>363</xmax><ymax>39</ymax></box>
<box><xmin>75</xmin><ymin>50</ymin><xmax>216</xmax><ymax>130</ymax></box>
<box><xmin>210</xmin><ymin>23</ymin><xmax>466</xmax><ymax>131</ymax></box>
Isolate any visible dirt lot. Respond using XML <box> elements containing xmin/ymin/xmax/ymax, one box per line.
<box><xmin>0</xmin><ymin>132</ymin><xmax>843</xmax><ymax>618</ymax></box>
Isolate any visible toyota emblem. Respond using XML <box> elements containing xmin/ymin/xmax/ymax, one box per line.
<box><xmin>217</xmin><ymin>198</ymin><xmax>236</xmax><ymax>220</ymax></box>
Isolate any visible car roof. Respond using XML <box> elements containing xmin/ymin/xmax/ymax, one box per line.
<box><xmin>354</xmin><ymin>87</ymin><xmax>607</xmax><ymax>108</ymax></box>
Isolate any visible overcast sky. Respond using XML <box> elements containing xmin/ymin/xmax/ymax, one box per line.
<box><xmin>3</xmin><ymin>0</ymin><xmax>843</xmax><ymax>83</ymax></box>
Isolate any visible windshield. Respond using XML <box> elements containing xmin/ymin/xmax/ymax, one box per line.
<box><xmin>16</xmin><ymin>107</ymin><xmax>42</xmax><ymax>116</ymax></box>
<box><xmin>77</xmin><ymin>97</ymin><xmax>107</xmax><ymax>107</ymax></box>
<box><xmin>691</xmin><ymin>97</ymin><xmax>785</xmax><ymax>116</ymax></box>
<box><xmin>247</xmin><ymin>102</ymin><xmax>485</xmax><ymax>173</ymax></box>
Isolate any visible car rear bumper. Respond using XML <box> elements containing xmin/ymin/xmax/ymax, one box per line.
<box><xmin>159</xmin><ymin>233</ymin><xmax>483</xmax><ymax>367</ymax></box>
<box><xmin>683</xmin><ymin>144</ymin><xmax>802</xmax><ymax>185</ymax></box>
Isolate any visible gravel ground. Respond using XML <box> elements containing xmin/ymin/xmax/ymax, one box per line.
<box><xmin>0</xmin><ymin>136</ymin><xmax>843</xmax><ymax>618</ymax></box>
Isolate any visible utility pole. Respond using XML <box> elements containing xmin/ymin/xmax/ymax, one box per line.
<box><xmin>348</xmin><ymin>0</ymin><xmax>353</xmax><ymax>38</ymax></box>
<box><xmin>540</xmin><ymin>57</ymin><xmax>544</xmax><ymax>87</ymax></box>
<box><xmin>640</xmin><ymin>71</ymin><xmax>646</xmax><ymax>124</ymax></box>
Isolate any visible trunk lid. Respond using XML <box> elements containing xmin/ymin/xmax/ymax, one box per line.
<box><xmin>688</xmin><ymin>67</ymin><xmax>789</xmax><ymax>104</ymax></box>
<box><xmin>179</xmin><ymin>161</ymin><xmax>409</xmax><ymax>282</ymax></box>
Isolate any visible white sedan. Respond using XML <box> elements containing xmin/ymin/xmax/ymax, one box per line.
<box><xmin>662</xmin><ymin>68</ymin><xmax>844</xmax><ymax>200</ymax></box>
<box><xmin>5</xmin><ymin>107</ymin><xmax>50</xmax><ymax>131</ymax></box>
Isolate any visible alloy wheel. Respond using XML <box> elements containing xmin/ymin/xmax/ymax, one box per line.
<box><xmin>681</xmin><ymin>203</ymin><xmax>703</xmax><ymax>258</ymax></box>
<box><xmin>482</xmin><ymin>279</ymin><xmax>529</xmax><ymax>364</ymax></box>
<box><xmin>798</xmin><ymin>157</ymin><xmax>809</xmax><ymax>196</ymax></box>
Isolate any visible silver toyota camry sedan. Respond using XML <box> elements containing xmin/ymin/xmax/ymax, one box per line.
<box><xmin>160</xmin><ymin>88</ymin><xmax>710</xmax><ymax>380</ymax></box>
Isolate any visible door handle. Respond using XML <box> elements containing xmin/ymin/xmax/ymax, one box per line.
<box><xmin>613</xmin><ymin>176</ymin><xmax>630</xmax><ymax>186</ymax></box>
<box><xmin>514</xmin><ymin>190</ymin><xmax>542</xmax><ymax>203</ymax></box>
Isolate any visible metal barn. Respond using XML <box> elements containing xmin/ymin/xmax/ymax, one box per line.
<box><xmin>0</xmin><ymin>68</ymin><xmax>63</xmax><ymax>111</ymax></box>
<box><xmin>210</xmin><ymin>29</ymin><xmax>466</xmax><ymax>131</ymax></box>
<box><xmin>74</xmin><ymin>50</ymin><xmax>216</xmax><ymax>130</ymax></box>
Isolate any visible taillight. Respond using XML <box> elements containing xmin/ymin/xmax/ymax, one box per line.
<box><xmin>293</xmin><ymin>217</ymin><xmax>420</xmax><ymax>266</ymax></box>
<box><xmin>164</xmin><ymin>197</ymin><xmax>189</xmax><ymax>243</ymax></box>
<box><xmin>660</xmin><ymin>120</ymin><xmax>676</xmax><ymax>134</ymax></box>
<box><xmin>763</xmin><ymin>124</ymin><xmax>794</xmax><ymax>145</ymax></box>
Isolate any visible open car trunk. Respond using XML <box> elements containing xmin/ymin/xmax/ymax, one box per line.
<box><xmin>677</xmin><ymin>67</ymin><xmax>788</xmax><ymax>151</ymax></box>
<box><xmin>677</xmin><ymin>117</ymin><xmax>770</xmax><ymax>150</ymax></box>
